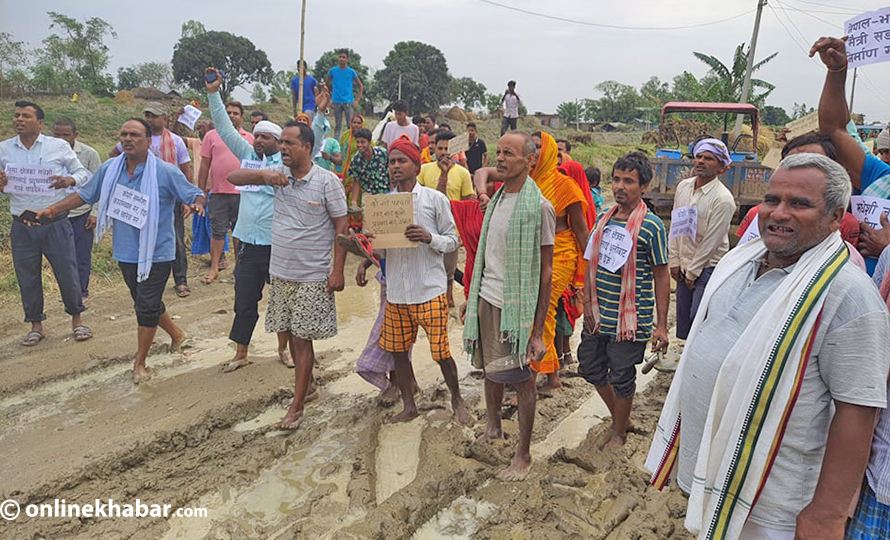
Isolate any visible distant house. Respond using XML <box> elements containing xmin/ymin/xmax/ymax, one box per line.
<box><xmin>533</xmin><ymin>112</ymin><xmax>563</xmax><ymax>129</ymax></box>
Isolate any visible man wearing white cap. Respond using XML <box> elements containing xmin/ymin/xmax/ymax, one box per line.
<box><xmin>204</xmin><ymin>67</ymin><xmax>293</xmax><ymax>371</ymax></box>
<box><xmin>877</xmin><ymin>128</ymin><xmax>890</xmax><ymax>165</ymax></box>
<box><xmin>668</xmin><ymin>138</ymin><xmax>735</xmax><ymax>339</ymax></box>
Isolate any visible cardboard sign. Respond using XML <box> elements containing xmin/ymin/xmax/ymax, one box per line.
<box><xmin>363</xmin><ymin>193</ymin><xmax>416</xmax><ymax>249</ymax></box>
<box><xmin>447</xmin><ymin>133</ymin><xmax>470</xmax><ymax>157</ymax></box>
<box><xmin>851</xmin><ymin>195</ymin><xmax>890</xmax><ymax>229</ymax></box>
<box><xmin>584</xmin><ymin>225</ymin><xmax>634</xmax><ymax>273</ymax></box>
<box><xmin>235</xmin><ymin>159</ymin><xmax>265</xmax><ymax>191</ymax></box>
<box><xmin>761</xmin><ymin>147</ymin><xmax>783</xmax><ymax>170</ymax></box>
<box><xmin>107</xmin><ymin>184</ymin><xmax>150</xmax><ymax>229</ymax></box>
<box><xmin>784</xmin><ymin>111</ymin><xmax>819</xmax><ymax>141</ymax></box>
<box><xmin>738</xmin><ymin>214</ymin><xmax>761</xmax><ymax>244</ymax></box>
<box><xmin>669</xmin><ymin>205</ymin><xmax>698</xmax><ymax>240</ymax></box>
<box><xmin>177</xmin><ymin>105</ymin><xmax>202</xmax><ymax>130</ymax></box>
<box><xmin>845</xmin><ymin>8</ymin><xmax>890</xmax><ymax>69</ymax></box>
<box><xmin>3</xmin><ymin>163</ymin><xmax>55</xmax><ymax>195</ymax></box>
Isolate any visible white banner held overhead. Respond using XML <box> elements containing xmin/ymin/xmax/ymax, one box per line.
<box><xmin>845</xmin><ymin>7</ymin><xmax>890</xmax><ymax>68</ymax></box>
<box><xmin>177</xmin><ymin>105</ymin><xmax>203</xmax><ymax>130</ymax></box>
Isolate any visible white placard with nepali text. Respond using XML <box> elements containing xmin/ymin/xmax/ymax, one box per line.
<box><xmin>584</xmin><ymin>225</ymin><xmax>634</xmax><ymax>273</ymax></box>
<box><xmin>738</xmin><ymin>214</ymin><xmax>761</xmax><ymax>245</ymax></box>
<box><xmin>447</xmin><ymin>133</ymin><xmax>470</xmax><ymax>156</ymax></box>
<box><xmin>670</xmin><ymin>205</ymin><xmax>698</xmax><ymax>240</ymax></box>
<box><xmin>235</xmin><ymin>159</ymin><xmax>265</xmax><ymax>192</ymax></box>
<box><xmin>845</xmin><ymin>8</ymin><xmax>890</xmax><ymax>69</ymax></box>
<box><xmin>851</xmin><ymin>195</ymin><xmax>890</xmax><ymax>229</ymax></box>
<box><xmin>177</xmin><ymin>105</ymin><xmax>202</xmax><ymax>130</ymax></box>
<box><xmin>107</xmin><ymin>184</ymin><xmax>150</xmax><ymax>229</ymax></box>
<box><xmin>3</xmin><ymin>163</ymin><xmax>55</xmax><ymax>195</ymax></box>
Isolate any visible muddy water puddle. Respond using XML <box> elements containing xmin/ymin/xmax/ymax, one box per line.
<box><xmin>411</xmin><ymin>496</ymin><xmax>498</xmax><ymax>540</ymax></box>
<box><xmin>375</xmin><ymin>420</ymin><xmax>424</xmax><ymax>503</ymax></box>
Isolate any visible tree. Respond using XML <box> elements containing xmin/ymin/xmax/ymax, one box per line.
<box><xmin>585</xmin><ymin>80</ymin><xmax>644</xmax><ymax>123</ymax></box>
<box><xmin>557</xmin><ymin>101</ymin><xmax>584</xmax><ymax>124</ymax></box>
<box><xmin>0</xmin><ymin>33</ymin><xmax>29</xmax><ymax>97</ymax></box>
<box><xmin>180</xmin><ymin>20</ymin><xmax>206</xmax><ymax>39</ymax></box>
<box><xmin>693</xmin><ymin>43</ymin><xmax>777</xmax><ymax>105</ymax></box>
<box><xmin>172</xmin><ymin>30</ymin><xmax>272</xmax><ymax>102</ymax></box>
<box><xmin>117</xmin><ymin>61</ymin><xmax>173</xmax><ymax>90</ymax></box>
<box><xmin>640</xmin><ymin>76</ymin><xmax>671</xmax><ymax>107</ymax></box>
<box><xmin>269</xmin><ymin>69</ymin><xmax>297</xmax><ymax>100</ymax></box>
<box><xmin>454</xmin><ymin>77</ymin><xmax>486</xmax><ymax>110</ymax></box>
<box><xmin>484</xmin><ymin>92</ymin><xmax>502</xmax><ymax>114</ymax></box>
<box><xmin>44</xmin><ymin>12</ymin><xmax>117</xmax><ymax>96</ymax></box>
<box><xmin>374</xmin><ymin>41</ymin><xmax>453</xmax><ymax>114</ymax></box>
<box><xmin>761</xmin><ymin>105</ymin><xmax>791</xmax><ymax>126</ymax></box>
<box><xmin>251</xmin><ymin>83</ymin><xmax>267</xmax><ymax>104</ymax></box>
<box><xmin>791</xmin><ymin>102</ymin><xmax>815</xmax><ymax>120</ymax></box>
<box><xmin>670</xmin><ymin>71</ymin><xmax>706</xmax><ymax>102</ymax></box>
<box><xmin>312</xmin><ymin>48</ymin><xmax>372</xmax><ymax>109</ymax></box>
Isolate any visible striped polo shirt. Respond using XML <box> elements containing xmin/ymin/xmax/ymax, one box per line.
<box><xmin>591</xmin><ymin>211</ymin><xmax>668</xmax><ymax>341</ymax></box>
<box><xmin>268</xmin><ymin>163</ymin><xmax>348</xmax><ymax>282</ymax></box>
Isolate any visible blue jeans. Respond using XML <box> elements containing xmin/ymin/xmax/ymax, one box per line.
<box><xmin>332</xmin><ymin>102</ymin><xmax>354</xmax><ymax>139</ymax></box>
<box><xmin>69</xmin><ymin>212</ymin><xmax>94</xmax><ymax>297</ymax></box>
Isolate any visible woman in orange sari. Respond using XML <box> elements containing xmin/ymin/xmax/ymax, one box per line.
<box><xmin>530</xmin><ymin>132</ymin><xmax>590</xmax><ymax>392</ymax></box>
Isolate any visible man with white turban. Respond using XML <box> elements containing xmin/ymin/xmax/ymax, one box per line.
<box><xmin>668</xmin><ymin>138</ymin><xmax>736</xmax><ymax>339</ymax></box>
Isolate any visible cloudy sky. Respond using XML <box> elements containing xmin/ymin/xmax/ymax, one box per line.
<box><xmin>4</xmin><ymin>0</ymin><xmax>889</xmax><ymax>123</ymax></box>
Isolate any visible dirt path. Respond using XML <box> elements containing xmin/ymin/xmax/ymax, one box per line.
<box><xmin>1</xmin><ymin>250</ymin><xmax>691</xmax><ymax>540</ymax></box>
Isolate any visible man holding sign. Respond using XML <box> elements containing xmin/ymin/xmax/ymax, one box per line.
<box><xmin>28</xmin><ymin>118</ymin><xmax>205</xmax><ymax>383</ymax></box>
<box><xmin>579</xmin><ymin>152</ymin><xmax>669</xmax><ymax>451</ymax></box>
<box><xmin>668</xmin><ymin>138</ymin><xmax>735</xmax><ymax>339</ymax></box>
<box><xmin>0</xmin><ymin>100</ymin><xmax>91</xmax><ymax>346</ymax></box>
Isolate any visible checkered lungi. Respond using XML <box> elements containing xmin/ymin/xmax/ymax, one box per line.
<box><xmin>380</xmin><ymin>293</ymin><xmax>451</xmax><ymax>361</ymax></box>
<box><xmin>847</xmin><ymin>481</ymin><xmax>890</xmax><ymax>540</ymax></box>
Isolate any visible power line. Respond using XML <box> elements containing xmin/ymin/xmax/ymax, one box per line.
<box><xmin>774</xmin><ymin>0</ymin><xmax>813</xmax><ymax>50</ymax></box>
<box><xmin>784</xmin><ymin>0</ymin><xmax>866</xmax><ymax>14</ymax></box>
<box><xmin>773</xmin><ymin>1</ymin><xmax>846</xmax><ymax>28</ymax></box>
<box><xmin>768</xmin><ymin>5</ymin><xmax>814</xmax><ymax>58</ymax></box>
<box><xmin>857</xmin><ymin>72</ymin><xmax>890</xmax><ymax>109</ymax></box>
<box><xmin>473</xmin><ymin>0</ymin><xmax>756</xmax><ymax>31</ymax></box>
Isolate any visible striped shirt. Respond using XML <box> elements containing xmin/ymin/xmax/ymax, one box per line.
<box><xmin>869</xmin><ymin>246</ymin><xmax>890</xmax><ymax>506</ymax></box>
<box><xmin>383</xmin><ymin>182</ymin><xmax>459</xmax><ymax>305</ymax></box>
<box><xmin>589</xmin><ymin>211</ymin><xmax>668</xmax><ymax>341</ymax></box>
<box><xmin>268</xmin><ymin>164</ymin><xmax>347</xmax><ymax>282</ymax></box>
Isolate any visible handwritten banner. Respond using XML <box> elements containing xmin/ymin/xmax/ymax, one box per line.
<box><xmin>107</xmin><ymin>184</ymin><xmax>150</xmax><ymax>229</ymax></box>
<box><xmin>784</xmin><ymin>111</ymin><xmax>819</xmax><ymax>141</ymax></box>
<box><xmin>761</xmin><ymin>147</ymin><xmax>783</xmax><ymax>170</ymax></box>
<box><xmin>235</xmin><ymin>159</ymin><xmax>265</xmax><ymax>191</ymax></box>
<box><xmin>177</xmin><ymin>105</ymin><xmax>202</xmax><ymax>130</ymax></box>
<box><xmin>3</xmin><ymin>163</ymin><xmax>55</xmax><ymax>195</ymax></box>
<box><xmin>851</xmin><ymin>195</ymin><xmax>890</xmax><ymax>229</ymax></box>
<box><xmin>845</xmin><ymin>8</ymin><xmax>890</xmax><ymax>68</ymax></box>
<box><xmin>447</xmin><ymin>132</ymin><xmax>470</xmax><ymax>157</ymax></box>
<box><xmin>363</xmin><ymin>193</ymin><xmax>416</xmax><ymax>249</ymax></box>
<box><xmin>583</xmin><ymin>225</ymin><xmax>634</xmax><ymax>273</ymax></box>
<box><xmin>669</xmin><ymin>204</ymin><xmax>698</xmax><ymax>240</ymax></box>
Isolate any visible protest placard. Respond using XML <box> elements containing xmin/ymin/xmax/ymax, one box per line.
<box><xmin>107</xmin><ymin>184</ymin><xmax>150</xmax><ymax>229</ymax></box>
<box><xmin>235</xmin><ymin>159</ymin><xmax>265</xmax><ymax>192</ymax></box>
<box><xmin>669</xmin><ymin>205</ymin><xmax>698</xmax><ymax>240</ymax></box>
<box><xmin>784</xmin><ymin>111</ymin><xmax>819</xmax><ymax>141</ymax></box>
<box><xmin>845</xmin><ymin>7</ymin><xmax>890</xmax><ymax>69</ymax></box>
<box><xmin>363</xmin><ymin>193</ymin><xmax>416</xmax><ymax>249</ymax></box>
<box><xmin>177</xmin><ymin>105</ymin><xmax>202</xmax><ymax>130</ymax></box>
<box><xmin>761</xmin><ymin>147</ymin><xmax>783</xmax><ymax>170</ymax></box>
<box><xmin>447</xmin><ymin>133</ymin><xmax>470</xmax><ymax>156</ymax></box>
<box><xmin>738</xmin><ymin>214</ymin><xmax>761</xmax><ymax>244</ymax></box>
<box><xmin>851</xmin><ymin>195</ymin><xmax>890</xmax><ymax>229</ymax></box>
<box><xmin>3</xmin><ymin>163</ymin><xmax>55</xmax><ymax>195</ymax></box>
<box><xmin>583</xmin><ymin>225</ymin><xmax>634</xmax><ymax>273</ymax></box>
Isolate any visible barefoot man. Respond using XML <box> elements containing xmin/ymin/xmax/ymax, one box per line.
<box><xmin>464</xmin><ymin>131</ymin><xmax>554</xmax><ymax>481</ymax></box>
<box><xmin>360</xmin><ymin>138</ymin><xmax>470</xmax><ymax>424</ymax></box>
<box><xmin>578</xmin><ymin>152</ymin><xmax>669</xmax><ymax>450</ymax></box>
<box><xmin>28</xmin><ymin>118</ymin><xmax>205</xmax><ymax>383</ymax></box>
<box><xmin>227</xmin><ymin>122</ymin><xmax>348</xmax><ymax>430</ymax></box>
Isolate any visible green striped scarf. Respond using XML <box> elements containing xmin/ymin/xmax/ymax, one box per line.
<box><xmin>463</xmin><ymin>177</ymin><xmax>543</xmax><ymax>364</ymax></box>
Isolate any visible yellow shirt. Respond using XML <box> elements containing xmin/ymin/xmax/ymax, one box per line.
<box><xmin>417</xmin><ymin>161</ymin><xmax>474</xmax><ymax>201</ymax></box>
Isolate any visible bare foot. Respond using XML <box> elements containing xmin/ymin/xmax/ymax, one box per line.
<box><xmin>379</xmin><ymin>384</ymin><xmax>400</xmax><ymax>403</ymax></box>
<box><xmin>170</xmin><ymin>332</ymin><xmax>188</xmax><ymax>353</ymax></box>
<box><xmin>453</xmin><ymin>399</ymin><xmax>473</xmax><ymax>425</ymax></box>
<box><xmin>274</xmin><ymin>410</ymin><xmax>304</xmax><ymax>430</ymax></box>
<box><xmin>278</xmin><ymin>348</ymin><xmax>294</xmax><ymax>368</ymax></box>
<box><xmin>221</xmin><ymin>358</ymin><xmax>250</xmax><ymax>373</ymax></box>
<box><xmin>304</xmin><ymin>389</ymin><xmax>320</xmax><ymax>403</ymax></box>
<box><xmin>389</xmin><ymin>407</ymin><xmax>419</xmax><ymax>424</ymax></box>
<box><xmin>497</xmin><ymin>454</ymin><xmax>532</xmax><ymax>481</ymax></box>
<box><xmin>201</xmin><ymin>269</ymin><xmax>219</xmax><ymax>285</ymax></box>
<box><xmin>601</xmin><ymin>431</ymin><xmax>627</xmax><ymax>451</ymax></box>
<box><xmin>536</xmin><ymin>378</ymin><xmax>563</xmax><ymax>394</ymax></box>
<box><xmin>133</xmin><ymin>366</ymin><xmax>153</xmax><ymax>384</ymax></box>
<box><xmin>475</xmin><ymin>427</ymin><xmax>504</xmax><ymax>443</ymax></box>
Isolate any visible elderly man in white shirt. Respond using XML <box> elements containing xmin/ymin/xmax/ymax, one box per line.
<box><xmin>357</xmin><ymin>137</ymin><xmax>470</xmax><ymax>426</ymax></box>
<box><xmin>0</xmin><ymin>100</ymin><xmax>92</xmax><ymax>346</ymax></box>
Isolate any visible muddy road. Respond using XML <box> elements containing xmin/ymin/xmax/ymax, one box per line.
<box><xmin>0</xmin><ymin>253</ymin><xmax>691</xmax><ymax>540</ymax></box>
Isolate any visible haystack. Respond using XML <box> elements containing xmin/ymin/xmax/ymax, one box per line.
<box><xmin>724</xmin><ymin>123</ymin><xmax>775</xmax><ymax>156</ymax></box>
<box><xmin>114</xmin><ymin>90</ymin><xmax>135</xmax><ymax>104</ymax></box>
<box><xmin>132</xmin><ymin>87</ymin><xmax>172</xmax><ymax>100</ymax></box>
<box><xmin>445</xmin><ymin>106</ymin><xmax>468</xmax><ymax>123</ymax></box>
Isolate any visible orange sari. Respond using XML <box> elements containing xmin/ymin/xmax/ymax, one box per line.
<box><xmin>530</xmin><ymin>132</ymin><xmax>589</xmax><ymax>374</ymax></box>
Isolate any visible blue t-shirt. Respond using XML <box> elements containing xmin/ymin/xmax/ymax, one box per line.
<box><xmin>326</xmin><ymin>66</ymin><xmax>358</xmax><ymax>104</ymax></box>
<box><xmin>78</xmin><ymin>160</ymin><xmax>203</xmax><ymax>264</ymax></box>
<box><xmin>861</xmin><ymin>154</ymin><xmax>890</xmax><ymax>193</ymax></box>
<box><xmin>290</xmin><ymin>75</ymin><xmax>317</xmax><ymax>112</ymax></box>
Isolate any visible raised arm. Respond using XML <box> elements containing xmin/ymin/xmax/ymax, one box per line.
<box><xmin>205</xmin><ymin>67</ymin><xmax>254</xmax><ymax>160</ymax></box>
<box><xmin>227</xmin><ymin>167</ymin><xmax>288</xmax><ymax>187</ymax></box>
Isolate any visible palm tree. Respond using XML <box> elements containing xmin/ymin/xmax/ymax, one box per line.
<box><xmin>693</xmin><ymin>43</ymin><xmax>777</xmax><ymax>106</ymax></box>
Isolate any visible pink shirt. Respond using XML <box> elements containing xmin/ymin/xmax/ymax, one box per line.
<box><xmin>200</xmin><ymin>127</ymin><xmax>254</xmax><ymax>194</ymax></box>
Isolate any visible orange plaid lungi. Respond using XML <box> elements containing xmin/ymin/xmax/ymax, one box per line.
<box><xmin>380</xmin><ymin>294</ymin><xmax>451</xmax><ymax>361</ymax></box>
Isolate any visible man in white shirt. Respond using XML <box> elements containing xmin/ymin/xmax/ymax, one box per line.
<box><xmin>357</xmin><ymin>138</ymin><xmax>470</xmax><ymax>425</ymax></box>
<box><xmin>0</xmin><ymin>101</ymin><xmax>92</xmax><ymax>346</ymax></box>
<box><xmin>500</xmin><ymin>80</ymin><xmax>521</xmax><ymax>135</ymax></box>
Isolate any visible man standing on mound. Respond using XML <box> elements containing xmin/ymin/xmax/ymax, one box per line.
<box><xmin>361</xmin><ymin>138</ymin><xmax>470</xmax><ymax>424</ymax></box>
<box><xmin>464</xmin><ymin>131</ymin><xmax>554</xmax><ymax>481</ymax></box>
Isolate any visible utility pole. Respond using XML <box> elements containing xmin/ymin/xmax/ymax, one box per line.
<box><xmin>398</xmin><ymin>73</ymin><xmax>402</xmax><ymax>100</ymax></box>
<box><xmin>575</xmin><ymin>98</ymin><xmax>580</xmax><ymax>130</ymax></box>
<box><xmin>849</xmin><ymin>67</ymin><xmax>858</xmax><ymax>113</ymax></box>
<box><xmin>733</xmin><ymin>0</ymin><xmax>767</xmax><ymax>141</ymax></box>
<box><xmin>297</xmin><ymin>0</ymin><xmax>307</xmax><ymax>115</ymax></box>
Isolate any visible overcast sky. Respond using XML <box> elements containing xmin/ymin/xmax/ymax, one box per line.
<box><xmin>3</xmin><ymin>0</ymin><xmax>889</xmax><ymax>123</ymax></box>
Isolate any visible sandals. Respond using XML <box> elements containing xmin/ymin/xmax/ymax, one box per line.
<box><xmin>21</xmin><ymin>330</ymin><xmax>45</xmax><ymax>347</ymax></box>
<box><xmin>73</xmin><ymin>325</ymin><xmax>93</xmax><ymax>342</ymax></box>
<box><xmin>176</xmin><ymin>284</ymin><xmax>191</xmax><ymax>298</ymax></box>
